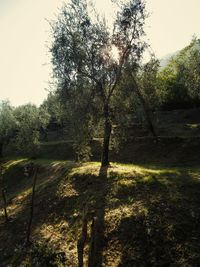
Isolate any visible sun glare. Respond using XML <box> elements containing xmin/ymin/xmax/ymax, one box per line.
<box><xmin>110</xmin><ymin>45</ymin><xmax>120</xmax><ymax>63</ymax></box>
<box><xmin>101</xmin><ymin>44</ymin><xmax>120</xmax><ymax>65</ymax></box>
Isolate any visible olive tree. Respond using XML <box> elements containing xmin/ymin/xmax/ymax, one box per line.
<box><xmin>176</xmin><ymin>38</ymin><xmax>200</xmax><ymax>104</ymax></box>
<box><xmin>131</xmin><ymin>58</ymin><xmax>159</xmax><ymax>137</ymax></box>
<box><xmin>157</xmin><ymin>38</ymin><xmax>200</xmax><ymax>110</ymax></box>
<box><xmin>50</xmin><ymin>0</ymin><xmax>147</xmax><ymax>166</ymax></box>
<box><xmin>0</xmin><ymin>101</ymin><xmax>17</xmax><ymax>157</ymax></box>
<box><xmin>13</xmin><ymin>104</ymin><xmax>50</xmax><ymax>157</ymax></box>
<box><xmin>0</xmin><ymin>102</ymin><xmax>50</xmax><ymax>158</ymax></box>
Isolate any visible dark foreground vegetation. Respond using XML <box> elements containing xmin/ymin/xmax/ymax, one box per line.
<box><xmin>1</xmin><ymin>0</ymin><xmax>200</xmax><ymax>265</ymax></box>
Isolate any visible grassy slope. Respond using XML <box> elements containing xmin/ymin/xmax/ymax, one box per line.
<box><xmin>0</xmin><ymin>159</ymin><xmax>200</xmax><ymax>266</ymax></box>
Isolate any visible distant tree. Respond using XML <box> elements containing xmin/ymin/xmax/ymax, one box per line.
<box><xmin>175</xmin><ymin>38</ymin><xmax>200</xmax><ymax>104</ymax></box>
<box><xmin>137</xmin><ymin>58</ymin><xmax>160</xmax><ymax>108</ymax></box>
<box><xmin>42</xmin><ymin>92</ymin><xmax>64</xmax><ymax>127</ymax></box>
<box><xmin>41</xmin><ymin>92</ymin><xmax>65</xmax><ymax>140</ymax></box>
<box><xmin>13</xmin><ymin>104</ymin><xmax>50</xmax><ymax>157</ymax></box>
<box><xmin>116</xmin><ymin>59</ymin><xmax>158</xmax><ymax>138</ymax></box>
<box><xmin>132</xmin><ymin>58</ymin><xmax>159</xmax><ymax>137</ymax></box>
<box><xmin>0</xmin><ymin>101</ymin><xmax>50</xmax><ymax>158</ymax></box>
<box><xmin>157</xmin><ymin>60</ymin><xmax>189</xmax><ymax>109</ymax></box>
<box><xmin>50</xmin><ymin>0</ymin><xmax>147</xmax><ymax>166</ymax></box>
<box><xmin>0</xmin><ymin>101</ymin><xmax>17</xmax><ymax>157</ymax></box>
<box><xmin>38</xmin><ymin>105</ymin><xmax>51</xmax><ymax>141</ymax></box>
<box><xmin>157</xmin><ymin>37</ymin><xmax>200</xmax><ymax>110</ymax></box>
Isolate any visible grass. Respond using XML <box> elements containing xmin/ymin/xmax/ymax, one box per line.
<box><xmin>40</xmin><ymin>140</ymin><xmax>73</xmax><ymax>145</ymax></box>
<box><xmin>0</xmin><ymin>158</ymin><xmax>200</xmax><ymax>266</ymax></box>
<box><xmin>1</xmin><ymin>158</ymin><xmax>29</xmax><ymax>170</ymax></box>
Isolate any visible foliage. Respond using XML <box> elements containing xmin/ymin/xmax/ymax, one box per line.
<box><xmin>42</xmin><ymin>92</ymin><xmax>64</xmax><ymax>126</ymax></box>
<box><xmin>137</xmin><ymin>57</ymin><xmax>160</xmax><ymax>109</ymax></box>
<box><xmin>158</xmin><ymin>37</ymin><xmax>200</xmax><ymax>110</ymax></box>
<box><xmin>0</xmin><ymin>101</ymin><xmax>17</xmax><ymax>157</ymax></box>
<box><xmin>0</xmin><ymin>101</ymin><xmax>50</xmax><ymax>157</ymax></box>
<box><xmin>157</xmin><ymin>65</ymin><xmax>189</xmax><ymax>109</ymax></box>
<box><xmin>13</xmin><ymin>104</ymin><xmax>50</xmax><ymax>156</ymax></box>
<box><xmin>109</xmin><ymin>58</ymin><xmax>159</xmax><ymax>139</ymax></box>
<box><xmin>49</xmin><ymin>0</ymin><xmax>147</xmax><ymax>165</ymax></box>
<box><xmin>0</xmin><ymin>101</ymin><xmax>17</xmax><ymax>143</ymax></box>
<box><xmin>176</xmin><ymin>37</ymin><xmax>200</xmax><ymax>102</ymax></box>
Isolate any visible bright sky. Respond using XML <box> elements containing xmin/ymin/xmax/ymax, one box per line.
<box><xmin>0</xmin><ymin>0</ymin><xmax>200</xmax><ymax>107</ymax></box>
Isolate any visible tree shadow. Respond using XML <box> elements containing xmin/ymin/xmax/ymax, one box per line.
<box><xmin>67</xmin><ymin>164</ymin><xmax>109</xmax><ymax>266</ymax></box>
<box><xmin>27</xmin><ymin>162</ymin><xmax>109</xmax><ymax>266</ymax></box>
<box><xmin>0</xmin><ymin>162</ymin><xmax>77</xmax><ymax>265</ymax></box>
<box><xmin>92</xmin><ymin>165</ymin><xmax>109</xmax><ymax>266</ymax></box>
<box><xmin>110</xmin><ymin>169</ymin><xmax>200</xmax><ymax>266</ymax></box>
<box><xmin>1</xmin><ymin>161</ymin><xmax>200</xmax><ymax>266</ymax></box>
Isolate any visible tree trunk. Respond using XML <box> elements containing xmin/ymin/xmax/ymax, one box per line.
<box><xmin>101</xmin><ymin>104</ymin><xmax>111</xmax><ymax>167</ymax></box>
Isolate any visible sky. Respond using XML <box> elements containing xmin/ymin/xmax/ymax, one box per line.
<box><xmin>0</xmin><ymin>0</ymin><xmax>200</xmax><ymax>107</ymax></box>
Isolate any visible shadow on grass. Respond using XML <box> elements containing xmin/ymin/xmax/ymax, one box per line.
<box><xmin>1</xmin><ymin>160</ymin><xmax>200</xmax><ymax>266</ymax></box>
<box><xmin>0</xmin><ymin>161</ymin><xmax>76</xmax><ymax>265</ymax></box>
<box><xmin>107</xmin><ymin>169</ymin><xmax>200</xmax><ymax>266</ymax></box>
<box><xmin>63</xmin><ymin>164</ymin><xmax>109</xmax><ymax>266</ymax></box>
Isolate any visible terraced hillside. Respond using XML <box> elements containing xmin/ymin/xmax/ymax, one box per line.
<box><xmin>0</xmin><ymin>159</ymin><xmax>200</xmax><ymax>266</ymax></box>
<box><xmin>0</xmin><ymin>108</ymin><xmax>200</xmax><ymax>266</ymax></box>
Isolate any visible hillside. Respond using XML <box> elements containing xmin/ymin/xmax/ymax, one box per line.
<box><xmin>1</xmin><ymin>1</ymin><xmax>200</xmax><ymax>265</ymax></box>
<box><xmin>0</xmin><ymin>158</ymin><xmax>200</xmax><ymax>266</ymax></box>
<box><xmin>0</xmin><ymin>107</ymin><xmax>200</xmax><ymax>266</ymax></box>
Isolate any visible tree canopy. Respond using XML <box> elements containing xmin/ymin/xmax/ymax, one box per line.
<box><xmin>157</xmin><ymin>37</ymin><xmax>200</xmax><ymax>109</ymax></box>
<box><xmin>50</xmin><ymin>0</ymin><xmax>147</xmax><ymax>166</ymax></box>
<box><xmin>0</xmin><ymin>102</ymin><xmax>50</xmax><ymax>158</ymax></box>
